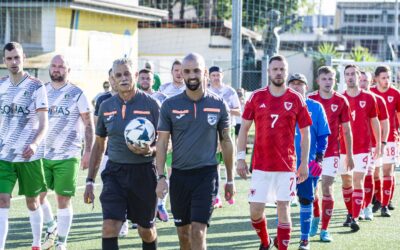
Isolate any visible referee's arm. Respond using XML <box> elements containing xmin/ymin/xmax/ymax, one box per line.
<box><xmin>155</xmin><ymin>131</ymin><xmax>170</xmax><ymax>199</ymax></box>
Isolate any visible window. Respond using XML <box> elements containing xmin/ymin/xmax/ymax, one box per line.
<box><xmin>0</xmin><ymin>7</ymin><xmax>42</xmax><ymax>46</ymax></box>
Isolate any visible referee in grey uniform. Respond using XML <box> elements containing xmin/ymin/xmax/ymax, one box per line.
<box><xmin>84</xmin><ymin>58</ymin><xmax>160</xmax><ymax>250</ymax></box>
<box><xmin>156</xmin><ymin>53</ymin><xmax>235</xmax><ymax>250</ymax></box>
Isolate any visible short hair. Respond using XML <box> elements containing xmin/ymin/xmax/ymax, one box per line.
<box><xmin>344</xmin><ymin>64</ymin><xmax>360</xmax><ymax>74</ymax></box>
<box><xmin>3</xmin><ymin>42</ymin><xmax>23</xmax><ymax>53</ymax></box>
<box><xmin>360</xmin><ymin>71</ymin><xmax>373</xmax><ymax>80</ymax></box>
<box><xmin>317</xmin><ymin>66</ymin><xmax>336</xmax><ymax>76</ymax></box>
<box><xmin>182</xmin><ymin>53</ymin><xmax>206</xmax><ymax>69</ymax></box>
<box><xmin>112</xmin><ymin>58</ymin><xmax>133</xmax><ymax>74</ymax></box>
<box><xmin>103</xmin><ymin>81</ymin><xmax>110</xmax><ymax>88</ymax></box>
<box><xmin>375</xmin><ymin>65</ymin><xmax>391</xmax><ymax>77</ymax></box>
<box><xmin>108</xmin><ymin>68</ymin><xmax>113</xmax><ymax>76</ymax></box>
<box><xmin>139</xmin><ymin>68</ymin><xmax>153</xmax><ymax>75</ymax></box>
<box><xmin>171</xmin><ymin>60</ymin><xmax>182</xmax><ymax>71</ymax></box>
<box><xmin>268</xmin><ymin>55</ymin><xmax>287</xmax><ymax>65</ymax></box>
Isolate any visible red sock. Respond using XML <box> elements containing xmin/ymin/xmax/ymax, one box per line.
<box><xmin>363</xmin><ymin>175</ymin><xmax>374</xmax><ymax>208</ymax></box>
<box><xmin>352</xmin><ymin>189</ymin><xmax>364</xmax><ymax>219</ymax></box>
<box><xmin>382</xmin><ymin>176</ymin><xmax>393</xmax><ymax>206</ymax></box>
<box><xmin>251</xmin><ymin>217</ymin><xmax>270</xmax><ymax>247</ymax></box>
<box><xmin>374</xmin><ymin>178</ymin><xmax>382</xmax><ymax>203</ymax></box>
<box><xmin>390</xmin><ymin>175</ymin><xmax>396</xmax><ymax>202</ymax></box>
<box><xmin>342</xmin><ymin>186</ymin><xmax>353</xmax><ymax>214</ymax></box>
<box><xmin>321</xmin><ymin>196</ymin><xmax>334</xmax><ymax>230</ymax></box>
<box><xmin>277</xmin><ymin>222</ymin><xmax>291</xmax><ymax>250</ymax></box>
<box><xmin>313</xmin><ymin>197</ymin><xmax>321</xmax><ymax>218</ymax></box>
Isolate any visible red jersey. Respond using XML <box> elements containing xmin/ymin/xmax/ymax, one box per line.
<box><xmin>308</xmin><ymin>91</ymin><xmax>350</xmax><ymax>157</ymax></box>
<box><xmin>340</xmin><ymin>90</ymin><xmax>378</xmax><ymax>154</ymax></box>
<box><xmin>370</xmin><ymin>86</ymin><xmax>400</xmax><ymax>142</ymax></box>
<box><xmin>371</xmin><ymin>93</ymin><xmax>389</xmax><ymax>146</ymax></box>
<box><xmin>242</xmin><ymin>87</ymin><xmax>312</xmax><ymax>172</ymax></box>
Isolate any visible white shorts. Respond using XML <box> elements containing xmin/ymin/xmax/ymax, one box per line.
<box><xmin>99</xmin><ymin>155</ymin><xmax>109</xmax><ymax>174</ymax></box>
<box><xmin>248</xmin><ymin>170</ymin><xmax>296</xmax><ymax>204</ymax></box>
<box><xmin>383</xmin><ymin>142</ymin><xmax>397</xmax><ymax>164</ymax></box>
<box><xmin>368</xmin><ymin>148</ymin><xmax>377</xmax><ymax>171</ymax></box>
<box><xmin>339</xmin><ymin>153</ymin><xmax>369</xmax><ymax>175</ymax></box>
<box><xmin>321</xmin><ymin>156</ymin><xmax>340</xmax><ymax>178</ymax></box>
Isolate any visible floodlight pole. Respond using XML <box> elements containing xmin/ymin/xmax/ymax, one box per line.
<box><xmin>395</xmin><ymin>0</ymin><xmax>399</xmax><ymax>59</ymax></box>
<box><xmin>231</xmin><ymin>0</ymin><xmax>242</xmax><ymax>89</ymax></box>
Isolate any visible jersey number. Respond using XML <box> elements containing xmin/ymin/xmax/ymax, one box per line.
<box><xmin>271</xmin><ymin>114</ymin><xmax>279</xmax><ymax>128</ymax></box>
<box><xmin>351</xmin><ymin>110</ymin><xmax>356</xmax><ymax>121</ymax></box>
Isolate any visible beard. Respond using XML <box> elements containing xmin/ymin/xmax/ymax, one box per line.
<box><xmin>50</xmin><ymin>73</ymin><xmax>66</xmax><ymax>82</ymax></box>
<box><xmin>140</xmin><ymin>84</ymin><xmax>150</xmax><ymax>91</ymax></box>
<box><xmin>270</xmin><ymin>78</ymin><xmax>285</xmax><ymax>87</ymax></box>
<box><xmin>185</xmin><ymin>79</ymin><xmax>201</xmax><ymax>91</ymax></box>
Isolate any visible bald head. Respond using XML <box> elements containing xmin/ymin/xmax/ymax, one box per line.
<box><xmin>49</xmin><ymin>54</ymin><xmax>70</xmax><ymax>83</ymax></box>
<box><xmin>181</xmin><ymin>52</ymin><xmax>207</xmax><ymax>91</ymax></box>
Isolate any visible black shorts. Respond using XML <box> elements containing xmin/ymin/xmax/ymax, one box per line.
<box><xmin>234</xmin><ymin>124</ymin><xmax>241</xmax><ymax>136</ymax></box>
<box><xmin>100</xmin><ymin>160</ymin><xmax>157</xmax><ymax>228</ymax></box>
<box><xmin>170</xmin><ymin>165</ymin><xmax>218</xmax><ymax>227</ymax></box>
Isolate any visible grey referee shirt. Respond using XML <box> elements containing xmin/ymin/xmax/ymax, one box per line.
<box><xmin>158</xmin><ymin>91</ymin><xmax>230</xmax><ymax>170</ymax></box>
<box><xmin>96</xmin><ymin>90</ymin><xmax>160</xmax><ymax>164</ymax></box>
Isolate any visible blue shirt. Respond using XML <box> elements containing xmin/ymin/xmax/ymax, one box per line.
<box><xmin>295</xmin><ymin>98</ymin><xmax>331</xmax><ymax>167</ymax></box>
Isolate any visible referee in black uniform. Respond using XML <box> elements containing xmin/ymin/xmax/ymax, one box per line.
<box><xmin>156</xmin><ymin>53</ymin><xmax>235</xmax><ymax>250</ymax></box>
<box><xmin>84</xmin><ymin>58</ymin><xmax>160</xmax><ymax>250</ymax></box>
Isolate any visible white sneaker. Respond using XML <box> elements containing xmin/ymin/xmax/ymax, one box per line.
<box><xmin>41</xmin><ymin>227</ymin><xmax>58</xmax><ymax>250</ymax></box>
<box><xmin>364</xmin><ymin>206</ymin><xmax>374</xmax><ymax>221</ymax></box>
<box><xmin>56</xmin><ymin>243</ymin><xmax>67</xmax><ymax>250</ymax></box>
<box><xmin>119</xmin><ymin>221</ymin><xmax>129</xmax><ymax>238</ymax></box>
<box><xmin>359</xmin><ymin>208</ymin><xmax>365</xmax><ymax>220</ymax></box>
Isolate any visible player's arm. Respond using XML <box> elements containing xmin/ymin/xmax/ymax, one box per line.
<box><xmin>80</xmin><ymin>112</ymin><xmax>95</xmax><ymax>169</ymax></box>
<box><xmin>84</xmin><ymin>135</ymin><xmax>106</xmax><ymax>204</ymax></box>
<box><xmin>341</xmin><ymin>121</ymin><xmax>354</xmax><ymax>170</ymax></box>
<box><xmin>229</xmin><ymin>107</ymin><xmax>241</xmax><ymax>116</ymax></box>
<box><xmin>298</xmin><ymin>126</ymin><xmax>310</xmax><ymax>183</ymax></box>
<box><xmin>22</xmin><ymin>109</ymin><xmax>48</xmax><ymax>159</ymax></box>
<box><xmin>380</xmin><ymin>118</ymin><xmax>389</xmax><ymax>144</ymax></box>
<box><xmin>236</xmin><ymin>119</ymin><xmax>252</xmax><ymax>180</ymax></box>
<box><xmin>370</xmin><ymin>117</ymin><xmax>381</xmax><ymax>159</ymax></box>
<box><xmin>155</xmin><ymin>131</ymin><xmax>170</xmax><ymax>199</ymax></box>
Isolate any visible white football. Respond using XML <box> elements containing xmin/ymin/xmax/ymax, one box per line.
<box><xmin>124</xmin><ymin>117</ymin><xmax>155</xmax><ymax>147</ymax></box>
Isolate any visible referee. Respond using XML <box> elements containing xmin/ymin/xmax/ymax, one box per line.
<box><xmin>156</xmin><ymin>53</ymin><xmax>235</xmax><ymax>250</ymax></box>
<box><xmin>84</xmin><ymin>58</ymin><xmax>160</xmax><ymax>250</ymax></box>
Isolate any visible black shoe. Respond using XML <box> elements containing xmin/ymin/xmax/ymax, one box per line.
<box><xmin>350</xmin><ymin>219</ymin><xmax>360</xmax><ymax>232</ymax></box>
<box><xmin>274</xmin><ymin>237</ymin><xmax>279</xmax><ymax>248</ymax></box>
<box><xmin>343</xmin><ymin>214</ymin><xmax>352</xmax><ymax>227</ymax></box>
<box><xmin>372</xmin><ymin>200</ymin><xmax>381</xmax><ymax>213</ymax></box>
<box><xmin>388</xmin><ymin>200</ymin><xmax>395</xmax><ymax>210</ymax></box>
<box><xmin>298</xmin><ymin>239</ymin><xmax>310</xmax><ymax>250</ymax></box>
<box><xmin>259</xmin><ymin>237</ymin><xmax>274</xmax><ymax>250</ymax></box>
<box><xmin>381</xmin><ymin>206</ymin><xmax>392</xmax><ymax>217</ymax></box>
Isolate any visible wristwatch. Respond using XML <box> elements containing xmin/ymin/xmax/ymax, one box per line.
<box><xmin>157</xmin><ymin>174</ymin><xmax>167</xmax><ymax>181</ymax></box>
<box><xmin>382</xmin><ymin>141</ymin><xmax>387</xmax><ymax>146</ymax></box>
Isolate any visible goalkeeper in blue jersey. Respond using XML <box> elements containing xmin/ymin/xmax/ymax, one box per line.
<box><xmin>288</xmin><ymin>74</ymin><xmax>331</xmax><ymax>250</ymax></box>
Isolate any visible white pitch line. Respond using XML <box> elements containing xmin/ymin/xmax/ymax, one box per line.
<box><xmin>11</xmin><ymin>183</ymin><xmax>103</xmax><ymax>201</ymax></box>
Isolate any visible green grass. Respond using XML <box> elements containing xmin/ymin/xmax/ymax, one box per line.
<box><xmin>7</xmin><ymin>169</ymin><xmax>400</xmax><ymax>249</ymax></box>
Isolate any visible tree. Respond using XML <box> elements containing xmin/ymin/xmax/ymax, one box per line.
<box><xmin>349</xmin><ymin>46</ymin><xmax>377</xmax><ymax>62</ymax></box>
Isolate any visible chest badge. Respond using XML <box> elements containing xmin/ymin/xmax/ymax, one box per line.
<box><xmin>207</xmin><ymin>114</ymin><xmax>218</xmax><ymax>125</ymax></box>
<box><xmin>388</xmin><ymin>96</ymin><xmax>394</xmax><ymax>103</ymax></box>
<box><xmin>284</xmin><ymin>102</ymin><xmax>293</xmax><ymax>111</ymax></box>
<box><xmin>359</xmin><ymin>101</ymin><xmax>366</xmax><ymax>108</ymax></box>
<box><xmin>331</xmin><ymin>104</ymin><xmax>338</xmax><ymax>112</ymax></box>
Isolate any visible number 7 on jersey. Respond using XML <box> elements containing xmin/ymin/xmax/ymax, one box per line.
<box><xmin>271</xmin><ymin>114</ymin><xmax>279</xmax><ymax>128</ymax></box>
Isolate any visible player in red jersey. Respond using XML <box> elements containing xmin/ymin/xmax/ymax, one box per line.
<box><xmin>308</xmin><ymin>66</ymin><xmax>353</xmax><ymax>242</ymax></box>
<box><xmin>359</xmin><ymin>71</ymin><xmax>389</xmax><ymax>221</ymax></box>
<box><xmin>237</xmin><ymin>55</ymin><xmax>312</xmax><ymax>250</ymax></box>
<box><xmin>370</xmin><ymin>65</ymin><xmax>400</xmax><ymax>216</ymax></box>
<box><xmin>338</xmin><ymin>65</ymin><xmax>381</xmax><ymax>232</ymax></box>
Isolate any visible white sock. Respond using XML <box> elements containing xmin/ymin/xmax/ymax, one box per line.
<box><xmin>57</xmin><ymin>207</ymin><xmax>73</xmax><ymax>244</ymax></box>
<box><xmin>28</xmin><ymin>207</ymin><xmax>43</xmax><ymax>247</ymax></box>
<box><xmin>0</xmin><ymin>208</ymin><xmax>9</xmax><ymax>250</ymax></box>
<box><xmin>41</xmin><ymin>201</ymin><xmax>56</xmax><ymax>231</ymax></box>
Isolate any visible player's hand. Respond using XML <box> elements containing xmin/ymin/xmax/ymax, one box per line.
<box><xmin>380</xmin><ymin>143</ymin><xmax>386</xmax><ymax>156</ymax></box>
<box><xmin>156</xmin><ymin>178</ymin><xmax>168</xmax><ymax>199</ymax></box>
<box><xmin>236</xmin><ymin>159</ymin><xmax>249</xmax><ymax>180</ymax></box>
<box><xmin>346</xmin><ymin>155</ymin><xmax>355</xmax><ymax>171</ymax></box>
<box><xmin>297</xmin><ymin>163</ymin><xmax>308</xmax><ymax>183</ymax></box>
<box><xmin>224</xmin><ymin>183</ymin><xmax>236</xmax><ymax>202</ymax></box>
<box><xmin>127</xmin><ymin>143</ymin><xmax>152</xmax><ymax>156</ymax></box>
<box><xmin>374</xmin><ymin>144</ymin><xmax>381</xmax><ymax>160</ymax></box>
<box><xmin>22</xmin><ymin>143</ymin><xmax>38</xmax><ymax>159</ymax></box>
<box><xmin>81</xmin><ymin>151</ymin><xmax>91</xmax><ymax>170</ymax></box>
<box><xmin>84</xmin><ymin>183</ymin><xmax>95</xmax><ymax>205</ymax></box>
<box><xmin>308</xmin><ymin>160</ymin><xmax>322</xmax><ymax>177</ymax></box>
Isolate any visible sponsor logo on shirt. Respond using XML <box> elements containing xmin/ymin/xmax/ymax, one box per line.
<box><xmin>284</xmin><ymin>102</ymin><xmax>293</xmax><ymax>111</ymax></box>
<box><xmin>259</xmin><ymin>103</ymin><xmax>266</xmax><ymax>108</ymax></box>
<box><xmin>331</xmin><ymin>104</ymin><xmax>338</xmax><ymax>112</ymax></box>
<box><xmin>0</xmin><ymin>104</ymin><xmax>30</xmax><ymax>115</ymax></box>
<box><xmin>48</xmin><ymin>106</ymin><xmax>70</xmax><ymax>116</ymax></box>
<box><xmin>176</xmin><ymin>114</ymin><xmax>185</xmax><ymax>119</ymax></box>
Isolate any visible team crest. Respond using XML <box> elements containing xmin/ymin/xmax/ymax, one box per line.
<box><xmin>207</xmin><ymin>114</ymin><xmax>217</xmax><ymax>125</ymax></box>
<box><xmin>284</xmin><ymin>102</ymin><xmax>293</xmax><ymax>111</ymax></box>
<box><xmin>331</xmin><ymin>104</ymin><xmax>338</xmax><ymax>112</ymax></box>
<box><xmin>359</xmin><ymin>101</ymin><xmax>366</xmax><ymax>108</ymax></box>
<box><xmin>388</xmin><ymin>96</ymin><xmax>394</xmax><ymax>103</ymax></box>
